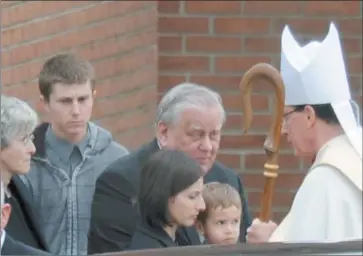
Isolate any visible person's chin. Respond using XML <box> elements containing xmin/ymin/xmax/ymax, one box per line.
<box><xmin>183</xmin><ymin>218</ymin><xmax>197</xmax><ymax>227</ymax></box>
<box><xmin>14</xmin><ymin>167</ymin><xmax>30</xmax><ymax>175</ymax></box>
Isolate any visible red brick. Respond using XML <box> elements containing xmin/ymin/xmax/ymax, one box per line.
<box><xmin>158</xmin><ymin>36</ymin><xmax>182</xmax><ymax>52</ymax></box>
<box><xmin>158</xmin><ymin>56</ymin><xmax>210</xmax><ymax>72</ymax></box>
<box><xmin>158</xmin><ymin>75</ymin><xmax>186</xmax><ymax>93</ymax></box>
<box><xmin>3</xmin><ymin>27</ymin><xmax>156</xmax><ymax>67</ymax></box>
<box><xmin>225</xmin><ymin>114</ymin><xmax>272</xmax><ymax>131</ymax></box>
<box><xmin>343</xmin><ymin>38</ymin><xmax>362</xmax><ymax>55</ymax></box>
<box><xmin>116</xmin><ymin>125</ymin><xmax>155</xmax><ymax>150</ymax></box>
<box><xmin>0</xmin><ymin>1</ymin><xmax>21</xmax><ymax>9</ymax></box>
<box><xmin>354</xmin><ymin>95</ymin><xmax>362</xmax><ymax>106</ymax></box>
<box><xmin>2</xmin><ymin>82</ymin><xmax>40</xmax><ymax>102</ymax></box>
<box><xmin>214</xmin><ymin>18</ymin><xmax>270</xmax><ymax>34</ymax></box>
<box><xmin>3</xmin><ymin>8</ymin><xmax>157</xmax><ymax>71</ymax></box>
<box><xmin>272</xmin><ymin>18</ymin><xmax>332</xmax><ymax>35</ymax></box>
<box><xmin>303</xmin><ymin>1</ymin><xmax>361</xmax><ymax>16</ymax></box>
<box><xmin>243</xmin><ymin>1</ymin><xmax>302</xmax><ymax>15</ymax></box>
<box><xmin>189</xmin><ymin>75</ymin><xmax>241</xmax><ymax>92</ymax></box>
<box><xmin>80</xmin><ymin>29</ymin><xmax>156</xmax><ymax>62</ymax></box>
<box><xmin>339</xmin><ymin>19</ymin><xmax>363</xmax><ymax>37</ymax></box>
<box><xmin>348</xmin><ymin>57</ymin><xmax>363</xmax><ymax>75</ymax></box>
<box><xmin>241</xmin><ymin>173</ymin><xmax>304</xmax><ymax>190</ymax></box>
<box><xmin>186</xmin><ymin>36</ymin><xmax>242</xmax><ymax>53</ymax></box>
<box><xmin>93</xmin><ymin>85</ymin><xmax>156</xmax><ymax>119</ymax></box>
<box><xmin>245</xmin><ymin>154</ymin><xmax>300</xmax><ymax>170</ymax></box>
<box><xmin>2</xmin><ymin>1</ymin><xmax>146</xmax><ymax>49</ymax></box>
<box><xmin>96</xmin><ymin>67</ymin><xmax>156</xmax><ymax>99</ymax></box>
<box><xmin>244</xmin><ymin>37</ymin><xmax>280</xmax><ymax>53</ymax></box>
<box><xmin>185</xmin><ymin>1</ymin><xmax>241</xmax><ymax>14</ymax></box>
<box><xmin>220</xmin><ymin>134</ymin><xmax>266</xmax><ymax>149</ymax></box>
<box><xmin>1</xmin><ymin>1</ymin><xmax>92</xmax><ymax>28</ymax></box>
<box><xmin>94</xmin><ymin>48</ymin><xmax>156</xmax><ymax>85</ymax></box>
<box><xmin>158</xmin><ymin>17</ymin><xmax>209</xmax><ymax>33</ymax></box>
<box><xmin>99</xmin><ymin>107</ymin><xmax>156</xmax><ymax>135</ymax></box>
<box><xmin>2</xmin><ymin>1</ymin><xmax>158</xmax><ymax>151</ymax></box>
<box><xmin>215</xmin><ymin>56</ymin><xmax>272</xmax><ymax>73</ymax></box>
<box><xmin>217</xmin><ymin>154</ymin><xmax>241</xmax><ymax>169</ymax></box>
<box><xmin>247</xmin><ymin>191</ymin><xmax>295</xmax><ymax>208</ymax></box>
<box><xmin>250</xmin><ymin>209</ymin><xmax>289</xmax><ymax>223</ymax></box>
<box><xmin>222</xmin><ymin>94</ymin><xmax>269</xmax><ymax>112</ymax></box>
<box><xmin>221</xmin><ymin>134</ymin><xmax>291</xmax><ymax>150</ymax></box>
<box><xmin>350</xmin><ymin>75</ymin><xmax>362</xmax><ymax>93</ymax></box>
<box><xmin>157</xmin><ymin>1</ymin><xmax>180</xmax><ymax>14</ymax></box>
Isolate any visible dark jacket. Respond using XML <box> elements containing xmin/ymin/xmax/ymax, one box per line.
<box><xmin>88</xmin><ymin>139</ymin><xmax>252</xmax><ymax>254</ymax></box>
<box><xmin>1</xmin><ymin>233</ymin><xmax>51</xmax><ymax>256</ymax></box>
<box><xmin>126</xmin><ymin>220</ymin><xmax>178</xmax><ymax>251</ymax></box>
<box><xmin>5</xmin><ymin>175</ymin><xmax>49</xmax><ymax>252</ymax></box>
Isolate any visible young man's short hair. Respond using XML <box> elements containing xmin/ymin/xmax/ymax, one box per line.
<box><xmin>39</xmin><ymin>53</ymin><xmax>95</xmax><ymax>101</ymax></box>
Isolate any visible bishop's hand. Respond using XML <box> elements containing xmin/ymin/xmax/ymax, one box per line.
<box><xmin>246</xmin><ymin>218</ymin><xmax>278</xmax><ymax>243</ymax></box>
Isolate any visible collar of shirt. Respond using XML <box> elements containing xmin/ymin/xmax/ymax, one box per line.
<box><xmin>45</xmin><ymin>124</ymin><xmax>90</xmax><ymax>161</ymax></box>
<box><xmin>1</xmin><ymin>230</ymin><xmax>5</xmax><ymax>249</ymax></box>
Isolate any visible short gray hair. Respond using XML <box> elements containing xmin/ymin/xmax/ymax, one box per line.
<box><xmin>156</xmin><ymin>83</ymin><xmax>226</xmax><ymax>125</ymax></box>
<box><xmin>1</xmin><ymin>95</ymin><xmax>38</xmax><ymax>149</ymax></box>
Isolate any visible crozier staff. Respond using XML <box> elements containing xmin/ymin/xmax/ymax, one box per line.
<box><xmin>239</xmin><ymin>63</ymin><xmax>285</xmax><ymax>222</ymax></box>
<box><xmin>247</xmin><ymin>22</ymin><xmax>362</xmax><ymax>243</ymax></box>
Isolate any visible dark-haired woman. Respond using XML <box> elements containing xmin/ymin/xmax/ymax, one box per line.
<box><xmin>127</xmin><ymin>149</ymin><xmax>206</xmax><ymax>250</ymax></box>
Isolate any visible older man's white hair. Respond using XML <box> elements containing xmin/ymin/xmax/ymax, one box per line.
<box><xmin>1</xmin><ymin>95</ymin><xmax>38</xmax><ymax>149</ymax></box>
<box><xmin>156</xmin><ymin>82</ymin><xmax>226</xmax><ymax>125</ymax></box>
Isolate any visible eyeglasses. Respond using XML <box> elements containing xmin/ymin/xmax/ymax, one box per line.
<box><xmin>20</xmin><ymin>134</ymin><xmax>35</xmax><ymax>145</ymax></box>
<box><xmin>283</xmin><ymin>109</ymin><xmax>299</xmax><ymax>125</ymax></box>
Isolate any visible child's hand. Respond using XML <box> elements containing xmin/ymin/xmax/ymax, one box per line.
<box><xmin>246</xmin><ymin>218</ymin><xmax>277</xmax><ymax>243</ymax></box>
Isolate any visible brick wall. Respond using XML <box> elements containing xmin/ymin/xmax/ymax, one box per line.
<box><xmin>1</xmin><ymin>1</ymin><xmax>362</xmax><ymax>221</ymax></box>
<box><xmin>1</xmin><ymin>1</ymin><xmax>158</xmax><ymax>149</ymax></box>
<box><xmin>158</xmin><ymin>1</ymin><xmax>362</xmax><ymax>221</ymax></box>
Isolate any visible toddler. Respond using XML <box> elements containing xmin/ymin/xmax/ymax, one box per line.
<box><xmin>195</xmin><ymin>182</ymin><xmax>242</xmax><ymax>245</ymax></box>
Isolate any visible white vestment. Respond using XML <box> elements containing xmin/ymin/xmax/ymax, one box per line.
<box><xmin>269</xmin><ymin>134</ymin><xmax>362</xmax><ymax>242</ymax></box>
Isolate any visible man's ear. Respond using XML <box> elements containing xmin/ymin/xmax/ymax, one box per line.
<box><xmin>156</xmin><ymin>121</ymin><xmax>169</xmax><ymax>148</ymax></box>
<box><xmin>39</xmin><ymin>95</ymin><xmax>49</xmax><ymax>113</ymax></box>
<box><xmin>304</xmin><ymin>105</ymin><xmax>317</xmax><ymax>128</ymax></box>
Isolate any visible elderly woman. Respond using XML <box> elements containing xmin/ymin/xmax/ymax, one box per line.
<box><xmin>0</xmin><ymin>95</ymin><xmax>49</xmax><ymax>252</ymax></box>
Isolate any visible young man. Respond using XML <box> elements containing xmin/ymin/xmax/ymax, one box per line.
<box><xmin>246</xmin><ymin>23</ymin><xmax>362</xmax><ymax>243</ymax></box>
<box><xmin>22</xmin><ymin>54</ymin><xmax>129</xmax><ymax>255</ymax></box>
<box><xmin>196</xmin><ymin>182</ymin><xmax>242</xmax><ymax>245</ymax></box>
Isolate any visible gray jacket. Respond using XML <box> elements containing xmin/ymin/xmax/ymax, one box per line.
<box><xmin>21</xmin><ymin>122</ymin><xmax>129</xmax><ymax>256</ymax></box>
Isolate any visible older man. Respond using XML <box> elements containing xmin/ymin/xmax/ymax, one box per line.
<box><xmin>246</xmin><ymin>23</ymin><xmax>362</xmax><ymax>243</ymax></box>
<box><xmin>88</xmin><ymin>83</ymin><xmax>252</xmax><ymax>254</ymax></box>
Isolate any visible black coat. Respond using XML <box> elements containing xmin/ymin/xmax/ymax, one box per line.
<box><xmin>1</xmin><ymin>233</ymin><xmax>51</xmax><ymax>256</ymax></box>
<box><xmin>88</xmin><ymin>139</ymin><xmax>252</xmax><ymax>254</ymax></box>
<box><xmin>5</xmin><ymin>175</ymin><xmax>49</xmax><ymax>252</ymax></box>
<box><xmin>126</xmin><ymin>221</ymin><xmax>177</xmax><ymax>251</ymax></box>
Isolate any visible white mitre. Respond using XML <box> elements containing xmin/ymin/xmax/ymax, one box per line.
<box><xmin>280</xmin><ymin>22</ymin><xmax>362</xmax><ymax>159</ymax></box>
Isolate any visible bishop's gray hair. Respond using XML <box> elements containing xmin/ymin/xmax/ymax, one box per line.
<box><xmin>156</xmin><ymin>83</ymin><xmax>226</xmax><ymax>125</ymax></box>
<box><xmin>1</xmin><ymin>95</ymin><xmax>38</xmax><ymax>149</ymax></box>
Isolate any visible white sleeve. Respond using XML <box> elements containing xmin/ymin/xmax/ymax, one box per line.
<box><xmin>283</xmin><ymin>165</ymin><xmax>362</xmax><ymax>242</ymax></box>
